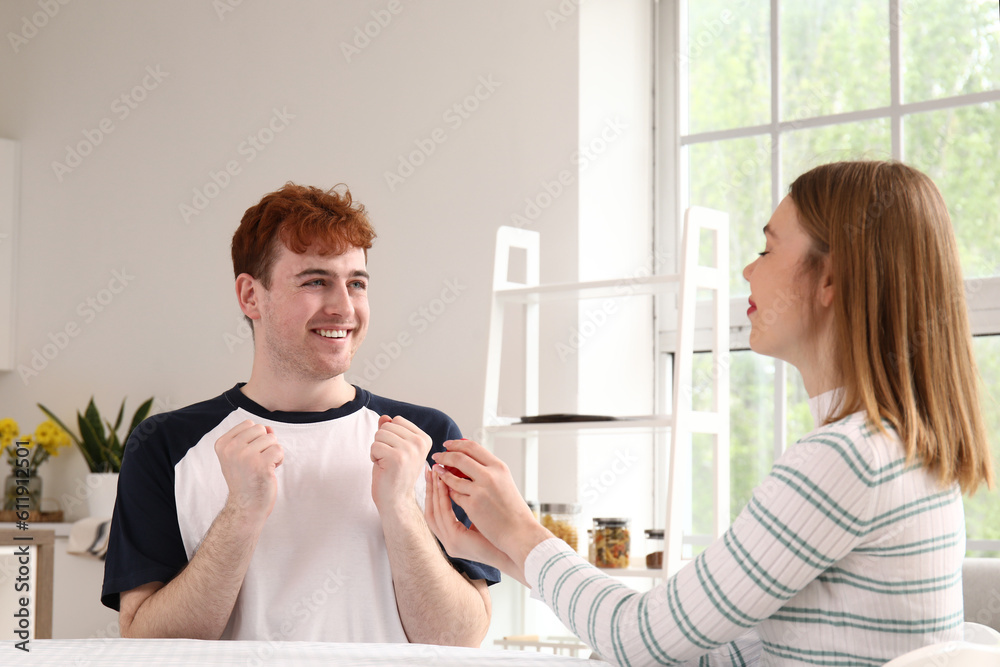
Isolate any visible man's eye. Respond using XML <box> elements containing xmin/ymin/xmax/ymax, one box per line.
<box><xmin>350</xmin><ymin>281</ymin><xmax>367</xmax><ymax>290</ymax></box>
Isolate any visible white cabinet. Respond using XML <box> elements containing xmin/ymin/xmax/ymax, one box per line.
<box><xmin>0</xmin><ymin>523</ymin><xmax>120</xmax><ymax>639</ymax></box>
<box><xmin>481</xmin><ymin>208</ymin><xmax>731</xmax><ymax>580</ymax></box>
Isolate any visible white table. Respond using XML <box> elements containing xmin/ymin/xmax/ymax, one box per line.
<box><xmin>5</xmin><ymin>638</ymin><xmax>602</xmax><ymax>665</ymax></box>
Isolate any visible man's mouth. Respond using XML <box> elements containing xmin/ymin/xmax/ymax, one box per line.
<box><xmin>314</xmin><ymin>328</ymin><xmax>349</xmax><ymax>339</ymax></box>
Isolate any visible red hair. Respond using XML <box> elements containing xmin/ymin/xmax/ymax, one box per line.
<box><xmin>790</xmin><ymin>161</ymin><xmax>993</xmax><ymax>494</ymax></box>
<box><xmin>231</xmin><ymin>183</ymin><xmax>376</xmax><ymax>288</ymax></box>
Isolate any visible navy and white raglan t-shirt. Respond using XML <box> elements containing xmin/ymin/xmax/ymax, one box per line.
<box><xmin>101</xmin><ymin>383</ymin><xmax>500</xmax><ymax>642</ymax></box>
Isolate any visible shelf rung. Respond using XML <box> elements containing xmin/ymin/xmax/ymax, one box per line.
<box><xmin>494</xmin><ymin>273</ymin><xmax>681</xmax><ymax>303</ymax></box>
<box><xmin>483</xmin><ymin>415</ymin><xmax>675</xmax><ymax>436</ymax></box>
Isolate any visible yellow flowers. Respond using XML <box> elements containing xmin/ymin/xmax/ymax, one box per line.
<box><xmin>2</xmin><ymin>417</ymin><xmax>71</xmax><ymax>474</ymax></box>
<box><xmin>0</xmin><ymin>418</ymin><xmax>19</xmax><ymax>448</ymax></box>
<box><xmin>33</xmin><ymin>419</ymin><xmax>72</xmax><ymax>456</ymax></box>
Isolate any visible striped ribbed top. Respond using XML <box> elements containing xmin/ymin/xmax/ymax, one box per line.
<box><xmin>525</xmin><ymin>389</ymin><xmax>965</xmax><ymax>665</ymax></box>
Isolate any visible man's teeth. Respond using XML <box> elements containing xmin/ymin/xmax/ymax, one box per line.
<box><xmin>316</xmin><ymin>329</ymin><xmax>348</xmax><ymax>338</ymax></box>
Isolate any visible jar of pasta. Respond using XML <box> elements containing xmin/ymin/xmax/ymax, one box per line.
<box><xmin>540</xmin><ymin>503</ymin><xmax>581</xmax><ymax>553</ymax></box>
<box><xmin>593</xmin><ymin>517</ymin><xmax>630</xmax><ymax>568</ymax></box>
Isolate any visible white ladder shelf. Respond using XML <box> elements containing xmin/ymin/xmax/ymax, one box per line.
<box><xmin>481</xmin><ymin>207</ymin><xmax>730</xmax><ymax>576</ymax></box>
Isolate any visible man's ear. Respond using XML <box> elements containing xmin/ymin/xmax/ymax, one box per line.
<box><xmin>235</xmin><ymin>273</ymin><xmax>262</xmax><ymax>320</ymax></box>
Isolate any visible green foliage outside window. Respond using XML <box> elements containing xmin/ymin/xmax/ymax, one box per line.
<box><xmin>682</xmin><ymin>0</ymin><xmax>1000</xmax><ymax>547</ymax></box>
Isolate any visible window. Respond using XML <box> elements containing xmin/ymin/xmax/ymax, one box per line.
<box><xmin>661</xmin><ymin>0</ymin><xmax>1000</xmax><ymax>551</ymax></box>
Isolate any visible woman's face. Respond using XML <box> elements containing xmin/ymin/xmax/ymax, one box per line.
<box><xmin>742</xmin><ymin>196</ymin><xmax>827</xmax><ymax>366</ymax></box>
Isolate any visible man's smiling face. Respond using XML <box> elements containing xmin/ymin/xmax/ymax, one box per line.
<box><xmin>253</xmin><ymin>244</ymin><xmax>370</xmax><ymax>383</ymax></box>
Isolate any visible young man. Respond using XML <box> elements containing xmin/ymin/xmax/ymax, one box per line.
<box><xmin>102</xmin><ymin>183</ymin><xmax>498</xmax><ymax>645</ymax></box>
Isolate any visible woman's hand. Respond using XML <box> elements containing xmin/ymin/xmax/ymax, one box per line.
<box><xmin>424</xmin><ymin>467</ymin><xmax>524</xmax><ymax>583</ymax></box>
<box><xmin>427</xmin><ymin>439</ymin><xmax>552</xmax><ymax>577</ymax></box>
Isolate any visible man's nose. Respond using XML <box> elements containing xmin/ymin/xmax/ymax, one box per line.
<box><xmin>324</xmin><ymin>284</ymin><xmax>353</xmax><ymax>316</ymax></box>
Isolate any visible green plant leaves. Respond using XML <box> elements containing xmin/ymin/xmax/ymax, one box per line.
<box><xmin>37</xmin><ymin>397</ymin><xmax>154</xmax><ymax>474</ymax></box>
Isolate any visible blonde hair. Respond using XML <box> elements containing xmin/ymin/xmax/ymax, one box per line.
<box><xmin>789</xmin><ymin>161</ymin><xmax>994</xmax><ymax>494</ymax></box>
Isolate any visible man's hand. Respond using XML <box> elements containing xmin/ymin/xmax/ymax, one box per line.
<box><xmin>424</xmin><ymin>467</ymin><xmax>519</xmax><ymax>576</ymax></box>
<box><xmin>214</xmin><ymin>420</ymin><xmax>284</xmax><ymax>522</ymax></box>
<box><xmin>429</xmin><ymin>438</ymin><xmax>550</xmax><ymax>573</ymax></box>
<box><xmin>370</xmin><ymin>415</ymin><xmax>432</xmax><ymax>514</ymax></box>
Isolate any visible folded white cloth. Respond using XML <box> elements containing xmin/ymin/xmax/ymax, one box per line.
<box><xmin>67</xmin><ymin>516</ymin><xmax>112</xmax><ymax>559</ymax></box>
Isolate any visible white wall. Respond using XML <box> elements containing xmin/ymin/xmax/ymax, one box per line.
<box><xmin>0</xmin><ymin>0</ymin><xmax>581</xmax><ymax>643</ymax></box>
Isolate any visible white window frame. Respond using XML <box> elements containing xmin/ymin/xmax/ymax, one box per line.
<box><xmin>656</xmin><ymin>0</ymin><xmax>1000</xmax><ymax>552</ymax></box>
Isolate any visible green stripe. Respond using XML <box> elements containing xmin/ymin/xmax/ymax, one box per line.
<box><xmin>761</xmin><ymin>640</ymin><xmax>885</xmax><ymax>666</ymax></box>
<box><xmin>814</xmin><ymin>576</ymin><xmax>959</xmax><ymax>596</ymax></box>
<box><xmin>551</xmin><ymin>562</ymin><xmax>594</xmax><ymax>618</ymax></box>
<box><xmin>872</xmin><ymin>496</ymin><xmax>961</xmax><ymax>531</ymax></box>
<box><xmin>723</xmin><ymin>530</ymin><xmax>799</xmax><ymax>599</ymax></box>
<box><xmin>769</xmin><ymin>466</ymin><xmax>871</xmax><ymax>535</ymax></box>
<box><xmin>635</xmin><ymin>594</ymin><xmax>675</xmax><ymax>664</ymax></box>
<box><xmin>793</xmin><ymin>431</ymin><xmax>884</xmax><ymax>480</ymax></box>
<box><xmin>746</xmin><ymin>499</ymin><xmax>837</xmax><ymax>570</ymax></box>
<box><xmin>818</xmin><ymin>567</ymin><xmax>962</xmax><ymax>590</ymax></box>
<box><xmin>568</xmin><ymin>573</ymin><xmax>613</xmax><ymax>639</ymax></box>
<box><xmin>665</xmin><ymin>570</ymin><xmax>720</xmax><ymax>651</ymax></box>
<box><xmin>750</xmin><ymin>479</ymin><xmax>953</xmax><ymax>555</ymax></box>
<box><xmin>770</xmin><ymin>607</ymin><xmax>965</xmax><ymax>633</ymax></box>
<box><xmin>854</xmin><ymin>531</ymin><xmax>963</xmax><ymax>555</ymax></box>
<box><xmin>870</xmin><ymin>486</ymin><xmax>958</xmax><ymax>524</ymax></box>
<box><xmin>537</xmin><ymin>550</ymin><xmax>576</xmax><ymax>600</ymax></box>
<box><xmin>587</xmin><ymin>584</ymin><xmax>621</xmax><ymax>658</ymax></box>
<box><xmin>610</xmin><ymin>593</ymin><xmax>636</xmax><ymax>667</ymax></box>
<box><xmin>795</xmin><ymin>429</ymin><xmax>910</xmax><ymax>482</ymax></box>
<box><xmin>694</xmin><ymin>551</ymin><xmax>760</xmax><ymax>628</ymax></box>
<box><xmin>732</xmin><ymin>639</ymin><xmax>749</xmax><ymax>667</ymax></box>
<box><xmin>773</xmin><ymin>465</ymin><xmax>955</xmax><ymax>528</ymax></box>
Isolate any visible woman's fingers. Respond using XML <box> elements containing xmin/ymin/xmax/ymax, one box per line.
<box><xmin>442</xmin><ymin>438</ymin><xmax>502</xmax><ymax>465</ymax></box>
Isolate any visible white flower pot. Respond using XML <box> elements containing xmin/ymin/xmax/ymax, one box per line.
<box><xmin>86</xmin><ymin>472</ymin><xmax>120</xmax><ymax>519</ymax></box>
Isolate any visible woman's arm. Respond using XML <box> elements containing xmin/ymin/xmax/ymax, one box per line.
<box><xmin>428</xmin><ymin>436</ymin><xmax>878</xmax><ymax>665</ymax></box>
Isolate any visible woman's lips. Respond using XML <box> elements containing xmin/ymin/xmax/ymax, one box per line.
<box><xmin>747</xmin><ymin>298</ymin><xmax>757</xmax><ymax>316</ymax></box>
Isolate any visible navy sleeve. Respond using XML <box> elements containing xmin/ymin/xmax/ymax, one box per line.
<box><xmin>367</xmin><ymin>393</ymin><xmax>502</xmax><ymax>586</ymax></box>
<box><xmin>101</xmin><ymin>413</ymin><xmax>190</xmax><ymax>610</ymax></box>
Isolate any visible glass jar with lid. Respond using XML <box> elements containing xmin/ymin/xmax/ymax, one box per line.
<box><xmin>644</xmin><ymin>528</ymin><xmax>664</xmax><ymax>569</ymax></box>
<box><xmin>540</xmin><ymin>503</ymin><xmax>581</xmax><ymax>553</ymax></box>
<box><xmin>593</xmin><ymin>517</ymin><xmax>630</xmax><ymax>568</ymax></box>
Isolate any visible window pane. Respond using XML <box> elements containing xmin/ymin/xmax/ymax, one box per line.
<box><xmin>785</xmin><ymin>366</ymin><xmax>812</xmax><ymax>447</ymax></box>
<box><xmin>692</xmin><ymin>351</ymin><xmax>778</xmax><ymax>522</ymax></box>
<box><xmin>728</xmin><ymin>352</ymin><xmax>779</xmax><ymax>519</ymax></box>
<box><xmin>781</xmin><ymin>0</ymin><xmax>889</xmax><ymax>121</ymax></box>
<box><xmin>686</xmin><ymin>137</ymin><xmax>772</xmax><ymax>295</ymax></box>
<box><xmin>904</xmin><ymin>102</ymin><xmax>1000</xmax><ymax>279</ymax></box>
<box><xmin>781</xmin><ymin>119</ymin><xmax>891</xmax><ymax>192</ymax></box>
<box><xmin>902</xmin><ymin>0</ymin><xmax>1000</xmax><ymax>104</ymax></box>
<box><xmin>964</xmin><ymin>335</ymin><xmax>1000</xmax><ymax>547</ymax></box>
<box><xmin>686</xmin><ymin>1</ymin><xmax>770</xmax><ymax>134</ymax></box>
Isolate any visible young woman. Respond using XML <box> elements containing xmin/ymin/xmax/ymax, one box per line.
<box><xmin>425</xmin><ymin>161</ymin><xmax>995</xmax><ymax>666</ymax></box>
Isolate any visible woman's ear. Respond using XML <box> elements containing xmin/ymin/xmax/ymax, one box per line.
<box><xmin>817</xmin><ymin>255</ymin><xmax>835</xmax><ymax>309</ymax></box>
<box><xmin>235</xmin><ymin>273</ymin><xmax>261</xmax><ymax>320</ymax></box>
